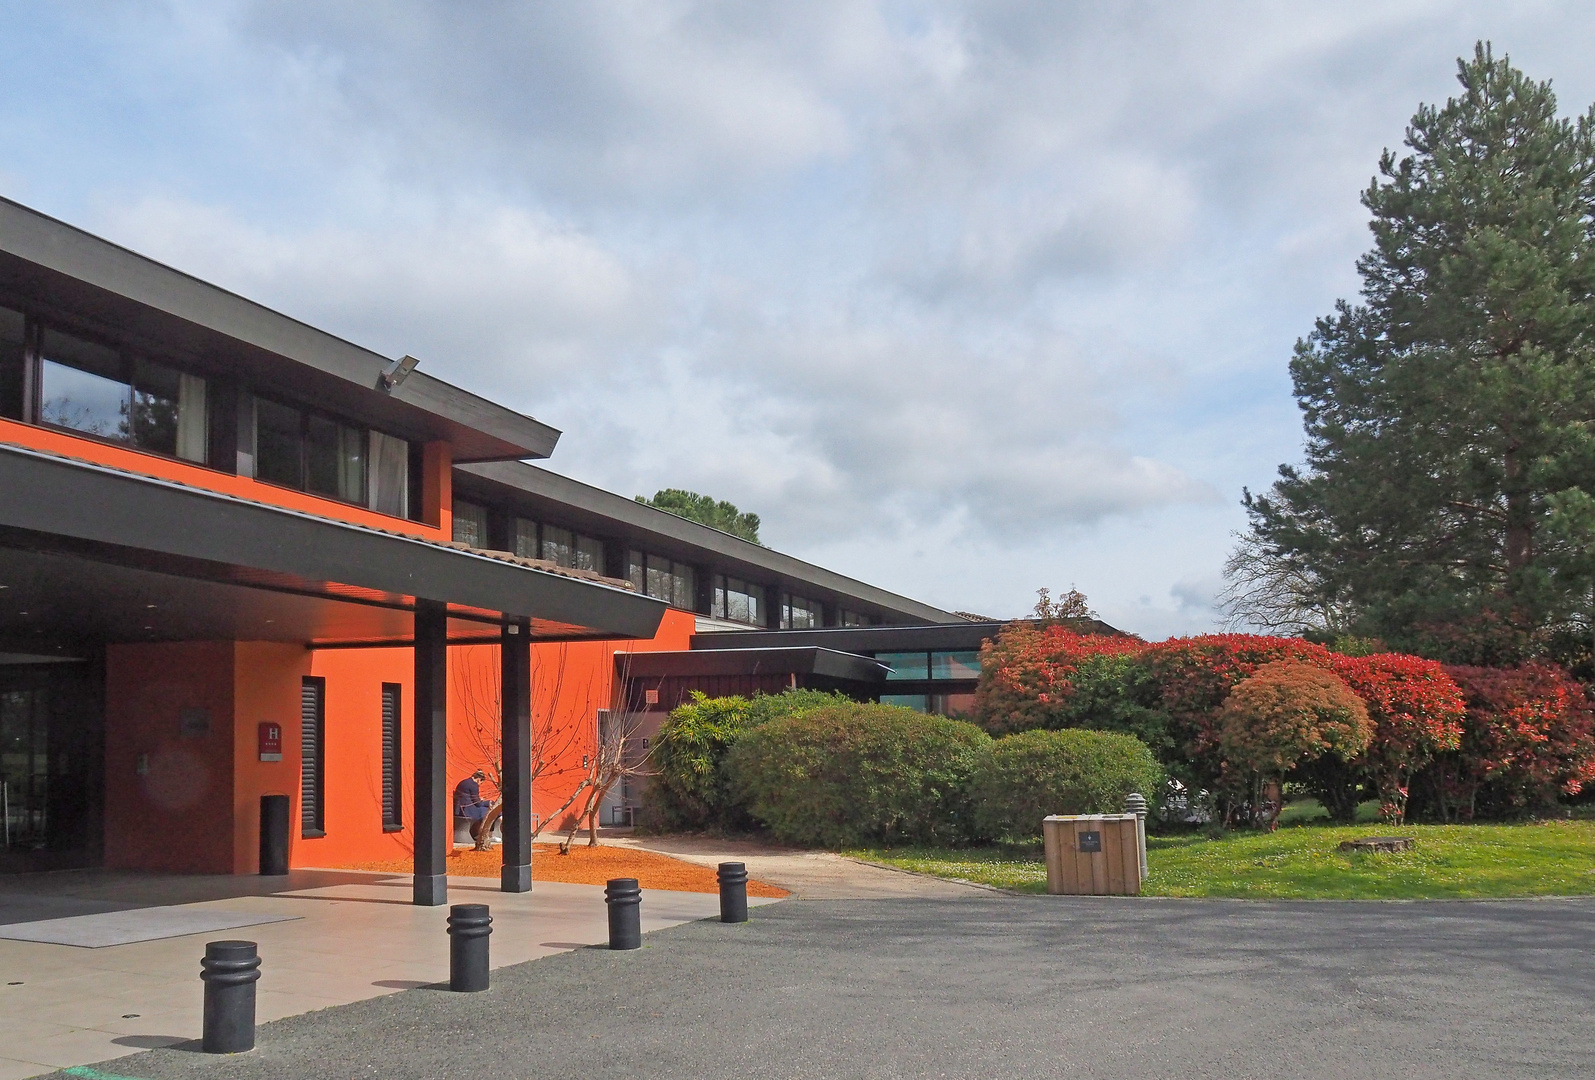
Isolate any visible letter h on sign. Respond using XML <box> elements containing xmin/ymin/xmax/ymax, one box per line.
<box><xmin>258</xmin><ymin>722</ymin><xmax>283</xmax><ymax>762</ymax></box>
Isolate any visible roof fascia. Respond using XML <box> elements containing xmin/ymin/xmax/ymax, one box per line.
<box><xmin>0</xmin><ymin>443</ymin><xmax>665</xmax><ymax>639</ymax></box>
<box><xmin>0</xmin><ymin>197</ymin><xmax>559</xmax><ymax>460</ymax></box>
<box><xmin>458</xmin><ymin>460</ymin><xmax>960</xmax><ymax>624</ymax></box>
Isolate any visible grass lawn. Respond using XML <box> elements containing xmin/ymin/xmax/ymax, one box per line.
<box><xmin>852</xmin><ymin>817</ymin><xmax>1595</xmax><ymax>900</ymax></box>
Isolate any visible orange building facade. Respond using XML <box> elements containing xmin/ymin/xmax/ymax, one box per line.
<box><xmin>97</xmin><ymin>615</ymin><xmax>697</xmax><ymax>877</ymax></box>
<box><xmin>0</xmin><ymin>197</ymin><xmax>958</xmax><ymax>901</ymax></box>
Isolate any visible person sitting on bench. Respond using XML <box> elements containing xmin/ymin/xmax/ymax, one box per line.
<box><xmin>453</xmin><ymin>770</ymin><xmax>494</xmax><ymax>842</ymax></box>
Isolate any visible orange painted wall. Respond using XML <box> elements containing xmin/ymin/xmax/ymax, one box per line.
<box><xmin>104</xmin><ymin>642</ymin><xmax>239</xmax><ymax>874</ymax></box>
<box><xmin>230</xmin><ymin>642</ymin><xmax>313</xmax><ymax>873</ymax></box>
<box><xmin>12</xmin><ymin>400</ymin><xmax>699</xmax><ymax>872</ymax></box>
<box><xmin>99</xmin><ymin>614</ymin><xmax>694</xmax><ymax>874</ymax></box>
<box><xmin>295</xmin><ymin>646</ymin><xmax>414</xmax><ymax>867</ymax></box>
<box><xmin>291</xmin><ymin>608</ymin><xmax>697</xmax><ymax>869</ymax></box>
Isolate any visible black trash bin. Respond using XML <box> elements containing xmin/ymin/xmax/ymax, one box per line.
<box><xmin>259</xmin><ymin>794</ymin><xmax>289</xmax><ymax>876</ymax></box>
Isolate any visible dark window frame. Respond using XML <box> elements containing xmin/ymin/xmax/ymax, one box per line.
<box><xmin>380</xmin><ymin>682</ymin><xmax>403</xmax><ymax>832</ymax></box>
<box><xmin>453</xmin><ymin>498</ymin><xmax>491</xmax><ymax>547</ymax></box>
<box><xmin>712</xmin><ymin>573</ymin><xmax>765</xmax><ymax>626</ymax></box>
<box><xmin>14</xmin><ymin>314</ymin><xmax>214</xmax><ymax>467</ymax></box>
<box><xmin>253</xmin><ymin>394</ymin><xmax>370</xmax><ymax>507</ymax></box>
<box><xmin>300</xmin><ymin>676</ymin><xmax>326</xmax><ymax>839</ymax></box>
<box><xmin>511</xmin><ymin>515</ymin><xmax>606</xmax><ymax>573</ymax></box>
<box><xmin>627</xmin><ymin>548</ymin><xmax>698</xmax><ymax>610</ymax></box>
<box><xmin>781</xmin><ymin>591</ymin><xmax>824</xmax><ymax>630</ymax></box>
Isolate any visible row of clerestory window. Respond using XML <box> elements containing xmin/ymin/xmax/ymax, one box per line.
<box><xmin>450</xmin><ymin>496</ymin><xmax>878</xmax><ymax>627</ymax></box>
<box><xmin>0</xmin><ymin>305</ymin><xmax>419</xmax><ymax>520</ymax></box>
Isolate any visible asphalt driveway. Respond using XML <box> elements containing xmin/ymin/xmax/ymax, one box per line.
<box><xmin>50</xmin><ymin>894</ymin><xmax>1595</xmax><ymax>1080</ymax></box>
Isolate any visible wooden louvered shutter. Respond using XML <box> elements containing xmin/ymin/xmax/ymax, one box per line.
<box><xmin>300</xmin><ymin>677</ymin><xmax>325</xmax><ymax>837</ymax></box>
<box><xmin>381</xmin><ymin>683</ymin><xmax>402</xmax><ymax>830</ymax></box>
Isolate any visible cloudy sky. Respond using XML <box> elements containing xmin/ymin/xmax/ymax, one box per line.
<box><xmin>3</xmin><ymin>2</ymin><xmax>1593</xmax><ymax>636</ymax></box>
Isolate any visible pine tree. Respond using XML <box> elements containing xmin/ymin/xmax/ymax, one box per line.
<box><xmin>635</xmin><ymin>488</ymin><xmax>762</xmax><ymax>544</ymax></box>
<box><xmin>1239</xmin><ymin>44</ymin><xmax>1595</xmax><ymax>655</ymax></box>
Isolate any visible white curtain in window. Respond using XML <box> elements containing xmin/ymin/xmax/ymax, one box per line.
<box><xmin>514</xmin><ymin>518</ymin><xmax>539</xmax><ymax>559</ymax></box>
<box><xmin>176</xmin><ymin>373</ymin><xmax>208</xmax><ymax>463</ymax></box>
<box><xmin>337</xmin><ymin>424</ymin><xmax>366</xmax><ymax>503</ymax></box>
<box><xmin>368</xmin><ymin>430</ymin><xmax>409</xmax><ymax>518</ymax></box>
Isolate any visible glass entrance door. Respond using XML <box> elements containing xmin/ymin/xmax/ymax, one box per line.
<box><xmin>0</xmin><ymin>686</ymin><xmax>50</xmax><ymax>853</ymax></box>
<box><xmin>0</xmin><ymin>663</ymin><xmax>101</xmax><ymax>872</ymax></box>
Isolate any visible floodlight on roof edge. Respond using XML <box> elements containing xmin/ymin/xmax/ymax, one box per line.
<box><xmin>379</xmin><ymin>354</ymin><xmax>421</xmax><ymax>392</ymax></box>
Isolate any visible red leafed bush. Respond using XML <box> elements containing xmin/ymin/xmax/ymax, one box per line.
<box><xmin>1327</xmin><ymin>653</ymin><xmax>1466</xmax><ymax>823</ymax></box>
<box><xmin>1218</xmin><ymin>663</ymin><xmax>1372</xmax><ymax>780</ymax></box>
<box><xmin>1420</xmin><ymin>663</ymin><xmax>1595</xmax><ymax>820</ymax></box>
<box><xmin>1138</xmin><ymin>635</ymin><xmax>1335</xmax><ymax>790</ymax></box>
<box><xmin>973</xmin><ymin>625</ymin><xmax>1142</xmax><ymax>735</ymax></box>
<box><xmin>1216</xmin><ymin>663</ymin><xmax>1372</xmax><ymax>830</ymax></box>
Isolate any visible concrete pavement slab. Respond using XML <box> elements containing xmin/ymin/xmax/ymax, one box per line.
<box><xmin>1</xmin><ymin>868</ymin><xmax>766</xmax><ymax>1077</ymax></box>
<box><xmin>41</xmin><ymin>894</ymin><xmax>1595</xmax><ymax>1080</ymax></box>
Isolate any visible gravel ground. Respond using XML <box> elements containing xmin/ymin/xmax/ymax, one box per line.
<box><xmin>51</xmin><ymin>894</ymin><xmax>1595</xmax><ymax>1080</ymax></box>
<box><xmin>336</xmin><ymin>843</ymin><xmax>789</xmax><ymax>897</ymax></box>
<box><xmin>611</xmin><ymin>834</ymin><xmax>995</xmax><ymax>899</ymax></box>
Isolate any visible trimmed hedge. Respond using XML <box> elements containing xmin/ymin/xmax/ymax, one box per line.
<box><xmin>645</xmin><ymin>689</ymin><xmax>848</xmax><ymax>831</ymax></box>
<box><xmin>969</xmin><ymin>729</ymin><xmax>1164</xmax><ymax>844</ymax></box>
<box><xmin>725</xmin><ymin>703</ymin><xmax>992</xmax><ymax>847</ymax></box>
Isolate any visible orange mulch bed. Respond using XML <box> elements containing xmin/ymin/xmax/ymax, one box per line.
<box><xmin>340</xmin><ymin>844</ymin><xmax>788</xmax><ymax>898</ymax></box>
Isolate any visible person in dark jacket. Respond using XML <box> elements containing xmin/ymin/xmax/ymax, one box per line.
<box><xmin>454</xmin><ymin>770</ymin><xmax>494</xmax><ymax>841</ymax></box>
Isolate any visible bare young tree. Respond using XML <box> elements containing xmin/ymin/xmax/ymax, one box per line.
<box><xmin>1032</xmin><ymin>586</ymin><xmax>1096</xmax><ymax>621</ymax></box>
<box><xmin>449</xmin><ymin>641</ymin><xmax>606</xmax><ymax>851</ymax></box>
<box><xmin>555</xmin><ymin>699</ymin><xmax>658</xmax><ymax>853</ymax></box>
<box><xmin>1217</xmin><ymin>531</ymin><xmax>1351</xmax><ymax>636</ymax></box>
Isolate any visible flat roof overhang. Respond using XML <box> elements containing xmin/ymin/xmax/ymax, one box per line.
<box><xmin>0</xmin><ymin>444</ymin><xmax>667</xmax><ymax>649</ymax></box>
<box><xmin>619</xmin><ymin>647</ymin><xmax>888</xmax><ymax>684</ymax></box>
<box><xmin>689</xmin><ymin>618</ymin><xmax>1127</xmax><ymax>653</ymax></box>
<box><xmin>0</xmin><ymin>197</ymin><xmax>558</xmax><ymax>462</ymax></box>
<box><xmin>458</xmin><ymin>460</ymin><xmax>961</xmax><ymax>625</ymax></box>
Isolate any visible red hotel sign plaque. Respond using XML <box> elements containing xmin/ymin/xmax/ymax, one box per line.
<box><xmin>258</xmin><ymin>722</ymin><xmax>283</xmax><ymax>762</ymax></box>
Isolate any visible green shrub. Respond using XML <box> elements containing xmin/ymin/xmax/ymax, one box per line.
<box><xmin>741</xmin><ymin>687</ymin><xmax>851</xmax><ymax>726</ymax></box>
<box><xmin>725</xmin><ymin>703</ymin><xmax>992</xmax><ymax>847</ymax></box>
<box><xmin>645</xmin><ymin>688</ymin><xmax>852</xmax><ymax>831</ymax></box>
<box><xmin>969</xmin><ymin>729</ymin><xmax>1164</xmax><ymax>843</ymax></box>
<box><xmin>645</xmin><ymin>692</ymin><xmax>751</xmax><ymax>831</ymax></box>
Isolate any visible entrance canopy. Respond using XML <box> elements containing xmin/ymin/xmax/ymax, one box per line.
<box><xmin>0</xmin><ymin>443</ymin><xmax>667</xmax><ymax>651</ymax></box>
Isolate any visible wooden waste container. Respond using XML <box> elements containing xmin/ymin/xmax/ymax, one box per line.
<box><xmin>1042</xmin><ymin>814</ymin><xmax>1142</xmax><ymax>896</ymax></box>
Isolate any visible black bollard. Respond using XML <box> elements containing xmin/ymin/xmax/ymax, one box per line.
<box><xmin>259</xmin><ymin>794</ymin><xmax>289</xmax><ymax>877</ymax></box>
<box><xmin>200</xmin><ymin>940</ymin><xmax>261</xmax><ymax>1054</ymax></box>
<box><xmin>605</xmin><ymin>878</ymin><xmax>642</xmax><ymax>950</ymax></box>
<box><xmin>717</xmin><ymin>862</ymin><xmax>749</xmax><ymax>923</ymax></box>
<box><xmin>447</xmin><ymin>904</ymin><xmax>492</xmax><ymax>992</ymax></box>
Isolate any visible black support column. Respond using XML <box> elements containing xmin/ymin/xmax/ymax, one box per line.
<box><xmin>413</xmin><ymin>598</ymin><xmax>449</xmax><ymax>906</ymax></box>
<box><xmin>500</xmin><ymin>617</ymin><xmax>533</xmax><ymax>893</ymax></box>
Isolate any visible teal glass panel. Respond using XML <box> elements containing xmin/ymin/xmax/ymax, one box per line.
<box><xmin>931</xmin><ymin>651</ymin><xmax>981</xmax><ymax>680</ymax></box>
<box><xmin>878</xmin><ymin>652</ymin><xmax>929</xmax><ymax>680</ymax></box>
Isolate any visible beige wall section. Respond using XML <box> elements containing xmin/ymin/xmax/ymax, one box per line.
<box><xmin>231</xmin><ymin>642</ymin><xmax>314</xmax><ymax>874</ymax></box>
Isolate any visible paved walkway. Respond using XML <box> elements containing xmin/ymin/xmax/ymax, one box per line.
<box><xmin>0</xmin><ymin>867</ymin><xmax>771</xmax><ymax>1078</ymax></box>
<box><xmin>42</xmin><ymin>894</ymin><xmax>1595</xmax><ymax>1080</ymax></box>
<box><xmin>610</xmin><ymin>834</ymin><xmax>996</xmax><ymax>899</ymax></box>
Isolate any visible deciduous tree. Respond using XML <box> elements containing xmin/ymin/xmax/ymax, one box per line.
<box><xmin>1217</xmin><ymin>663</ymin><xmax>1373</xmax><ymax>828</ymax></box>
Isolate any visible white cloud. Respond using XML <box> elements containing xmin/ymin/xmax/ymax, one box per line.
<box><xmin>95</xmin><ymin>196</ymin><xmax>664</xmax><ymax>401</ymax></box>
<box><xmin>11</xmin><ymin>0</ymin><xmax>1595</xmax><ymax>628</ymax></box>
